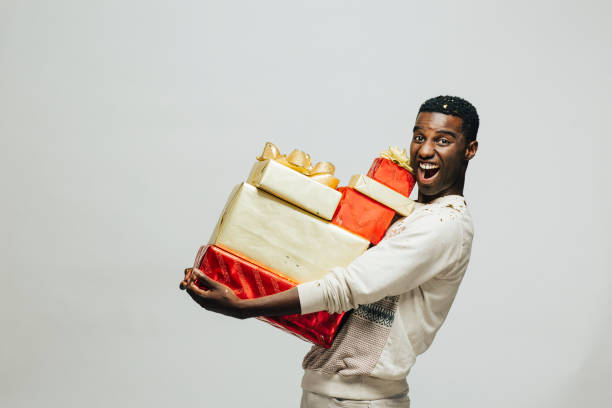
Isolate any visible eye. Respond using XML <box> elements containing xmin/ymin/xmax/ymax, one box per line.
<box><xmin>437</xmin><ymin>138</ymin><xmax>450</xmax><ymax>146</ymax></box>
<box><xmin>413</xmin><ymin>134</ymin><xmax>425</xmax><ymax>143</ymax></box>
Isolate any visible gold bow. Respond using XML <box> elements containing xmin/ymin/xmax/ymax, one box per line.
<box><xmin>380</xmin><ymin>146</ymin><xmax>413</xmax><ymax>173</ymax></box>
<box><xmin>257</xmin><ymin>142</ymin><xmax>340</xmax><ymax>189</ymax></box>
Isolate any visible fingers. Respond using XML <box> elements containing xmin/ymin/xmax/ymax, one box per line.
<box><xmin>186</xmin><ymin>280</ymin><xmax>210</xmax><ymax>298</ymax></box>
<box><xmin>180</xmin><ymin>268</ymin><xmax>194</xmax><ymax>290</ymax></box>
<box><xmin>185</xmin><ymin>268</ymin><xmax>196</xmax><ymax>286</ymax></box>
<box><xmin>192</xmin><ymin>268</ymin><xmax>220</xmax><ymax>290</ymax></box>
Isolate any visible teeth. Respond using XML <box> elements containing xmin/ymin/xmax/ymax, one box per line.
<box><xmin>419</xmin><ymin>163</ymin><xmax>439</xmax><ymax>170</ymax></box>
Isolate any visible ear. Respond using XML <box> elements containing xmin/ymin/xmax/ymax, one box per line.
<box><xmin>464</xmin><ymin>140</ymin><xmax>478</xmax><ymax>161</ymax></box>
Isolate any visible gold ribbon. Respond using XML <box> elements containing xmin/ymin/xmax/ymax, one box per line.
<box><xmin>257</xmin><ymin>142</ymin><xmax>340</xmax><ymax>189</ymax></box>
<box><xmin>380</xmin><ymin>146</ymin><xmax>413</xmax><ymax>173</ymax></box>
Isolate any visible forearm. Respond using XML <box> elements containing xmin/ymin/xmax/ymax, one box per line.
<box><xmin>238</xmin><ymin>287</ymin><xmax>301</xmax><ymax>318</ymax></box>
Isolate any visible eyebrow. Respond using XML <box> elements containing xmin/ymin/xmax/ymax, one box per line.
<box><xmin>436</xmin><ymin>130</ymin><xmax>457</xmax><ymax>138</ymax></box>
<box><xmin>413</xmin><ymin>126</ymin><xmax>458</xmax><ymax>138</ymax></box>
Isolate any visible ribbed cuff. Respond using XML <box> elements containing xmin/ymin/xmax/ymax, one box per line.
<box><xmin>297</xmin><ymin>280</ymin><xmax>327</xmax><ymax>314</ymax></box>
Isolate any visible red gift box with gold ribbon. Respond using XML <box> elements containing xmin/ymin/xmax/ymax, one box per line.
<box><xmin>367</xmin><ymin>157</ymin><xmax>415</xmax><ymax>197</ymax></box>
<box><xmin>193</xmin><ymin>245</ymin><xmax>346</xmax><ymax>348</ymax></box>
<box><xmin>330</xmin><ymin>148</ymin><xmax>415</xmax><ymax>243</ymax></box>
<box><xmin>331</xmin><ymin>187</ymin><xmax>396</xmax><ymax>245</ymax></box>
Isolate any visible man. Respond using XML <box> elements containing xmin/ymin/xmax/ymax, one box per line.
<box><xmin>181</xmin><ymin>95</ymin><xmax>479</xmax><ymax>407</ymax></box>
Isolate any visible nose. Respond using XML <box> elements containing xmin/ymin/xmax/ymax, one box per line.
<box><xmin>417</xmin><ymin>139</ymin><xmax>435</xmax><ymax>160</ymax></box>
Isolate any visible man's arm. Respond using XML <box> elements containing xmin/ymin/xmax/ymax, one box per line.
<box><xmin>180</xmin><ymin>268</ymin><xmax>300</xmax><ymax>319</ymax></box>
<box><xmin>299</xmin><ymin>213</ymin><xmax>466</xmax><ymax>314</ymax></box>
<box><xmin>181</xmin><ymin>209</ymin><xmax>465</xmax><ymax>319</ymax></box>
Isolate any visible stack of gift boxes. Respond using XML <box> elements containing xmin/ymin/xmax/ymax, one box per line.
<box><xmin>194</xmin><ymin>143</ymin><xmax>416</xmax><ymax>348</ymax></box>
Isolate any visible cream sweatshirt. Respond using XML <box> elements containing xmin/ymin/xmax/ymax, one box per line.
<box><xmin>297</xmin><ymin>195</ymin><xmax>474</xmax><ymax>400</ymax></box>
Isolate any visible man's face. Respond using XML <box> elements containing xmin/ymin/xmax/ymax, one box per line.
<box><xmin>410</xmin><ymin>112</ymin><xmax>474</xmax><ymax>198</ymax></box>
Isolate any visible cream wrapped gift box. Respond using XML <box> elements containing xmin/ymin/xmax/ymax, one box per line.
<box><xmin>247</xmin><ymin>159</ymin><xmax>342</xmax><ymax>220</ymax></box>
<box><xmin>348</xmin><ymin>174</ymin><xmax>415</xmax><ymax>217</ymax></box>
<box><xmin>209</xmin><ymin>182</ymin><xmax>369</xmax><ymax>283</ymax></box>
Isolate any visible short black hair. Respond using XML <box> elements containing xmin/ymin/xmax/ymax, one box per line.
<box><xmin>418</xmin><ymin>95</ymin><xmax>479</xmax><ymax>142</ymax></box>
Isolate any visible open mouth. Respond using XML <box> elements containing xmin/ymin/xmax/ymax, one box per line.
<box><xmin>418</xmin><ymin>162</ymin><xmax>440</xmax><ymax>182</ymax></box>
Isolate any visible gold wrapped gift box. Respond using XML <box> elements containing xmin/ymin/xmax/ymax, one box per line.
<box><xmin>247</xmin><ymin>159</ymin><xmax>342</xmax><ymax>221</ymax></box>
<box><xmin>348</xmin><ymin>174</ymin><xmax>415</xmax><ymax>217</ymax></box>
<box><xmin>209</xmin><ymin>182</ymin><xmax>369</xmax><ymax>283</ymax></box>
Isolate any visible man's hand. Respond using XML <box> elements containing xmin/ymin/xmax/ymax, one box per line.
<box><xmin>179</xmin><ymin>266</ymin><xmax>302</xmax><ymax>319</ymax></box>
<box><xmin>179</xmin><ymin>268</ymin><xmax>246</xmax><ymax>319</ymax></box>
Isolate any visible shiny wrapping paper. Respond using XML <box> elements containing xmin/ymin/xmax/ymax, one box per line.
<box><xmin>194</xmin><ymin>245</ymin><xmax>346</xmax><ymax>348</ymax></box>
<box><xmin>367</xmin><ymin>157</ymin><xmax>416</xmax><ymax>197</ymax></box>
<box><xmin>331</xmin><ymin>187</ymin><xmax>395</xmax><ymax>245</ymax></box>
<box><xmin>348</xmin><ymin>174</ymin><xmax>415</xmax><ymax>217</ymax></box>
<box><xmin>247</xmin><ymin>159</ymin><xmax>342</xmax><ymax>220</ymax></box>
<box><xmin>209</xmin><ymin>182</ymin><xmax>369</xmax><ymax>283</ymax></box>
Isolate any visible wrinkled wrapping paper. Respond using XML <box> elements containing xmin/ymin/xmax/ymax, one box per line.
<box><xmin>348</xmin><ymin>174</ymin><xmax>415</xmax><ymax>217</ymax></box>
<box><xmin>247</xmin><ymin>159</ymin><xmax>342</xmax><ymax>220</ymax></box>
<box><xmin>367</xmin><ymin>158</ymin><xmax>416</xmax><ymax>197</ymax></box>
<box><xmin>194</xmin><ymin>245</ymin><xmax>346</xmax><ymax>348</ymax></box>
<box><xmin>331</xmin><ymin>187</ymin><xmax>395</xmax><ymax>245</ymax></box>
<box><xmin>209</xmin><ymin>183</ymin><xmax>369</xmax><ymax>283</ymax></box>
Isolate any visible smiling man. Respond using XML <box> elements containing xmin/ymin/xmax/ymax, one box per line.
<box><xmin>181</xmin><ymin>95</ymin><xmax>479</xmax><ymax>407</ymax></box>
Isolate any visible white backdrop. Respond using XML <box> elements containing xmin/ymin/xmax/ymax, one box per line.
<box><xmin>1</xmin><ymin>1</ymin><xmax>611</xmax><ymax>407</ymax></box>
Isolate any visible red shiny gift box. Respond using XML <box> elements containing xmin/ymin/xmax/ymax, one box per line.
<box><xmin>367</xmin><ymin>157</ymin><xmax>415</xmax><ymax>197</ymax></box>
<box><xmin>193</xmin><ymin>245</ymin><xmax>346</xmax><ymax>348</ymax></box>
<box><xmin>331</xmin><ymin>187</ymin><xmax>395</xmax><ymax>245</ymax></box>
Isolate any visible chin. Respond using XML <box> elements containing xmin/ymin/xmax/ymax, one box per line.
<box><xmin>416</xmin><ymin>180</ymin><xmax>438</xmax><ymax>192</ymax></box>
<box><xmin>417</xmin><ymin>186</ymin><xmax>437</xmax><ymax>196</ymax></box>
<box><xmin>416</xmin><ymin>183</ymin><xmax>446</xmax><ymax>198</ymax></box>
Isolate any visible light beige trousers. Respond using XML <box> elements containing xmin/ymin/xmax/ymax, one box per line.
<box><xmin>300</xmin><ymin>391</ymin><xmax>410</xmax><ymax>407</ymax></box>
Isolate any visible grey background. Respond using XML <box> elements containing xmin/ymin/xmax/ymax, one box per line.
<box><xmin>1</xmin><ymin>1</ymin><xmax>611</xmax><ymax>407</ymax></box>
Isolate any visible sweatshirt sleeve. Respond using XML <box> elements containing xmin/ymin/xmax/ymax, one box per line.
<box><xmin>298</xmin><ymin>213</ymin><xmax>465</xmax><ymax>314</ymax></box>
